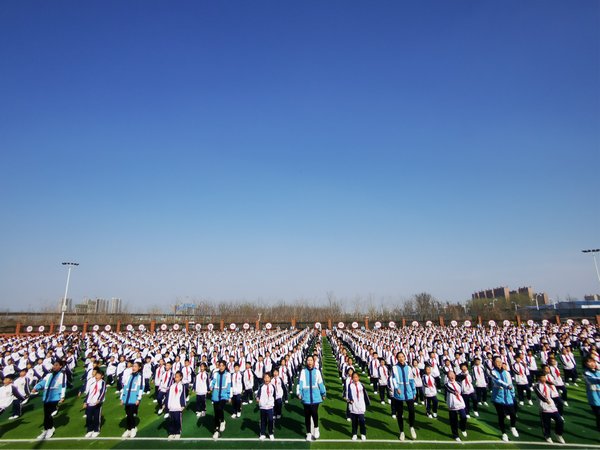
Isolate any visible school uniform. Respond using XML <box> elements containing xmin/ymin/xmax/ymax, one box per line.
<box><xmin>347</xmin><ymin>380</ymin><xmax>371</xmax><ymax>438</ymax></box>
<box><xmin>194</xmin><ymin>370</ymin><xmax>209</xmax><ymax>415</ymax></box>
<box><xmin>583</xmin><ymin>366</ymin><xmax>600</xmax><ymax>431</ymax></box>
<box><xmin>231</xmin><ymin>371</ymin><xmax>243</xmax><ymax>415</ymax></box>
<box><xmin>210</xmin><ymin>370</ymin><xmax>232</xmax><ymax>433</ymax></box>
<box><xmin>412</xmin><ymin>366</ymin><xmax>424</xmax><ymax>403</ymax></box>
<box><xmin>560</xmin><ymin>352</ymin><xmax>578</xmax><ymax>384</ymax></box>
<box><xmin>256</xmin><ymin>382</ymin><xmax>275</xmax><ymax>437</ymax></box>
<box><xmin>85</xmin><ymin>379</ymin><xmax>107</xmax><ymax>433</ymax></box>
<box><xmin>120</xmin><ymin>372</ymin><xmax>143</xmax><ymax>432</ymax></box>
<box><xmin>378</xmin><ymin>364</ymin><xmax>390</xmax><ymax>403</ymax></box>
<box><xmin>513</xmin><ymin>362</ymin><xmax>532</xmax><ymax>404</ymax></box>
<box><xmin>181</xmin><ymin>365</ymin><xmax>194</xmax><ymax>398</ymax></box>
<box><xmin>165</xmin><ymin>381</ymin><xmax>186</xmax><ymax>436</ymax></box>
<box><xmin>272</xmin><ymin>375</ymin><xmax>285</xmax><ymax>418</ymax></box>
<box><xmin>390</xmin><ymin>363</ymin><xmax>416</xmax><ymax>434</ymax></box>
<box><xmin>368</xmin><ymin>358</ymin><xmax>380</xmax><ymax>391</ymax></box>
<box><xmin>423</xmin><ymin>373</ymin><xmax>438</xmax><ymax>416</ymax></box>
<box><xmin>297</xmin><ymin>366</ymin><xmax>326</xmax><ymax>438</ymax></box>
<box><xmin>458</xmin><ymin>371</ymin><xmax>478</xmax><ymax>415</ymax></box>
<box><xmin>473</xmin><ymin>363</ymin><xmax>488</xmax><ymax>404</ymax></box>
<box><xmin>491</xmin><ymin>368</ymin><xmax>517</xmax><ymax>435</ymax></box>
<box><xmin>12</xmin><ymin>375</ymin><xmax>30</xmax><ymax>417</ymax></box>
<box><xmin>534</xmin><ymin>381</ymin><xmax>564</xmax><ymax>440</ymax></box>
<box><xmin>157</xmin><ymin>370</ymin><xmax>174</xmax><ymax>410</ymax></box>
<box><xmin>242</xmin><ymin>368</ymin><xmax>255</xmax><ymax>403</ymax></box>
<box><xmin>445</xmin><ymin>380</ymin><xmax>467</xmax><ymax>439</ymax></box>
<box><xmin>142</xmin><ymin>362</ymin><xmax>153</xmax><ymax>393</ymax></box>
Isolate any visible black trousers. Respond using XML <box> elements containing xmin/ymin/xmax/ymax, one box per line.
<box><xmin>168</xmin><ymin>411</ymin><xmax>182</xmax><ymax>435</ymax></box>
<box><xmin>303</xmin><ymin>403</ymin><xmax>319</xmax><ymax>434</ymax></box>
<box><xmin>260</xmin><ymin>408</ymin><xmax>274</xmax><ymax>436</ymax></box>
<box><xmin>351</xmin><ymin>413</ymin><xmax>366</xmax><ymax>436</ymax></box>
<box><xmin>85</xmin><ymin>404</ymin><xmax>102</xmax><ymax>432</ymax></box>
<box><xmin>196</xmin><ymin>394</ymin><xmax>206</xmax><ymax>413</ymax></box>
<box><xmin>517</xmin><ymin>384</ymin><xmax>531</xmax><ymax>402</ymax></box>
<box><xmin>564</xmin><ymin>368</ymin><xmax>577</xmax><ymax>383</ymax></box>
<box><xmin>213</xmin><ymin>400</ymin><xmax>226</xmax><ymax>431</ymax></box>
<box><xmin>425</xmin><ymin>395</ymin><xmax>438</xmax><ymax>415</ymax></box>
<box><xmin>232</xmin><ymin>394</ymin><xmax>242</xmax><ymax>414</ymax></box>
<box><xmin>274</xmin><ymin>398</ymin><xmax>283</xmax><ymax>417</ymax></box>
<box><xmin>449</xmin><ymin>408</ymin><xmax>467</xmax><ymax>438</ymax></box>
<box><xmin>11</xmin><ymin>399</ymin><xmax>22</xmax><ymax>417</ymax></box>
<box><xmin>43</xmin><ymin>402</ymin><xmax>58</xmax><ymax>430</ymax></box>
<box><xmin>592</xmin><ymin>405</ymin><xmax>600</xmax><ymax>432</ymax></box>
<box><xmin>415</xmin><ymin>386</ymin><xmax>424</xmax><ymax>403</ymax></box>
<box><xmin>243</xmin><ymin>388</ymin><xmax>253</xmax><ymax>403</ymax></box>
<box><xmin>493</xmin><ymin>402</ymin><xmax>516</xmax><ymax>433</ymax></box>
<box><xmin>125</xmin><ymin>404</ymin><xmax>138</xmax><ymax>430</ymax></box>
<box><xmin>378</xmin><ymin>385</ymin><xmax>388</xmax><ymax>402</ymax></box>
<box><xmin>370</xmin><ymin>377</ymin><xmax>379</xmax><ymax>392</ymax></box>
<box><xmin>394</xmin><ymin>399</ymin><xmax>415</xmax><ymax>431</ymax></box>
<box><xmin>540</xmin><ymin>411</ymin><xmax>563</xmax><ymax>438</ymax></box>
<box><xmin>476</xmin><ymin>386</ymin><xmax>487</xmax><ymax>403</ymax></box>
<box><xmin>463</xmin><ymin>392</ymin><xmax>478</xmax><ymax>414</ymax></box>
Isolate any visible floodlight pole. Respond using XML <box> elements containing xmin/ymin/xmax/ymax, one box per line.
<box><xmin>59</xmin><ymin>262</ymin><xmax>79</xmax><ymax>333</ymax></box>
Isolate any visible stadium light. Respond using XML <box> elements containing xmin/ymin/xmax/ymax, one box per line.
<box><xmin>581</xmin><ymin>249</ymin><xmax>600</xmax><ymax>287</ymax></box>
<box><xmin>59</xmin><ymin>262</ymin><xmax>79</xmax><ymax>334</ymax></box>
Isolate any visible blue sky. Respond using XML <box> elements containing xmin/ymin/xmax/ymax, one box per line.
<box><xmin>1</xmin><ymin>0</ymin><xmax>598</xmax><ymax>311</ymax></box>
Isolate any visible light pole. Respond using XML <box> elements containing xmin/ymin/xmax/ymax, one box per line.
<box><xmin>582</xmin><ymin>249</ymin><xmax>600</xmax><ymax>287</ymax></box>
<box><xmin>59</xmin><ymin>262</ymin><xmax>79</xmax><ymax>334</ymax></box>
<box><xmin>511</xmin><ymin>302</ymin><xmax>518</xmax><ymax>313</ymax></box>
<box><xmin>533</xmin><ymin>293</ymin><xmax>543</xmax><ymax>311</ymax></box>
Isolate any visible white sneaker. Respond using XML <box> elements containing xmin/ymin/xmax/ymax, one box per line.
<box><xmin>433</xmin><ymin>412</ymin><xmax>438</xmax><ymax>418</ymax></box>
<box><xmin>249</xmin><ymin>400</ymin><xmax>253</xmax><ymax>404</ymax></box>
<box><xmin>392</xmin><ymin>414</ymin><xmax>397</xmax><ymax>419</ymax></box>
<box><xmin>37</xmin><ymin>430</ymin><xmax>48</xmax><ymax>440</ymax></box>
<box><xmin>85</xmin><ymin>432</ymin><xmax>93</xmax><ymax>438</ymax></box>
<box><xmin>259</xmin><ymin>435</ymin><xmax>266</xmax><ymax>440</ymax></box>
<box><xmin>174</xmin><ymin>434</ymin><xmax>180</xmax><ymax>439</ymax></box>
<box><xmin>511</xmin><ymin>427</ymin><xmax>519</xmax><ymax>437</ymax></box>
<box><xmin>502</xmin><ymin>433</ymin><xmax>509</xmax><ymax>442</ymax></box>
<box><xmin>220</xmin><ymin>421</ymin><xmax>226</xmax><ymax>432</ymax></box>
<box><xmin>130</xmin><ymin>428</ymin><xmax>137</xmax><ymax>438</ymax></box>
<box><xmin>157</xmin><ymin>408</ymin><xmax>163</xmax><ymax>415</ymax></box>
<box><xmin>164</xmin><ymin>413</ymin><xmax>169</xmax><ymax>419</ymax></box>
<box><xmin>201</xmin><ymin>411</ymin><xmax>206</xmax><ymax>417</ymax></box>
<box><xmin>474</xmin><ymin>411</ymin><xmax>479</xmax><ymax>417</ymax></box>
<box><xmin>153</xmin><ymin>399</ymin><xmax>158</xmax><ymax>403</ymax></box>
<box><xmin>399</xmin><ymin>432</ymin><xmax>405</xmax><ymax>441</ymax></box>
<box><xmin>427</xmin><ymin>414</ymin><xmax>432</xmax><ymax>418</ymax></box>
<box><xmin>573</xmin><ymin>383</ymin><xmax>578</xmax><ymax>387</ymax></box>
<box><xmin>528</xmin><ymin>400</ymin><xmax>533</xmax><ymax>406</ymax></box>
<box><xmin>361</xmin><ymin>435</ymin><xmax>366</xmax><ymax>441</ymax></box>
<box><xmin>381</xmin><ymin>401</ymin><xmax>385</xmax><ymax>404</ymax></box>
<box><xmin>213</xmin><ymin>431</ymin><xmax>219</xmax><ymax>440</ymax></box>
<box><xmin>466</xmin><ymin>414</ymin><xmax>471</xmax><ymax>419</ymax></box>
<box><xmin>269</xmin><ymin>435</ymin><xmax>274</xmax><ymax>440</ymax></box>
<box><xmin>556</xmin><ymin>436</ymin><xmax>565</xmax><ymax>444</ymax></box>
<box><xmin>563</xmin><ymin>401</ymin><xmax>569</xmax><ymax>407</ymax></box>
<box><xmin>519</xmin><ymin>401</ymin><xmax>524</xmax><ymax>406</ymax></box>
<box><xmin>306</xmin><ymin>433</ymin><xmax>312</xmax><ymax>441</ymax></box>
<box><xmin>232</xmin><ymin>414</ymin><xmax>237</xmax><ymax>419</ymax></box>
<box><xmin>196</xmin><ymin>412</ymin><xmax>201</xmax><ymax>418</ymax></box>
<box><xmin>8</xmin><ymin>415</ymin><xmax>18</xmax><ymax>420</ymax></box>
<box><xmin>314</xmin><ymin>427</ymin><xmax>320</xmax><ymax>439</ymax></box>
<box><xmin>410</xmin><ymin>427</ymin><xmax>417</xmax><ymax>439</ymax></box>
<box><xmin>237</xmin><ymin>412</ymin><xmax>241</xmax><ymax>418</ymax></box>
<box><xmin>455</xmin><ymin>437</ymin><xmax>462</xmax><ymax>442</ymax></box>
<box><xmin>242</xmin><ymin>401</ymin><xmax>248</xmax><ymax>405</ymax></box>
<box><xmin>462</xmin><ymin>431</ymin><xmax>467</xmax><ymax>437</ymax></box>
<box><xmin>46</xmin><ymin>428</ymin><xmax>55</xmax><ymax>439</ymax></box>
<box><xmin>545</xmin><ymin>437</ymin><xmax>553</xmax><ymax>444</ymax></box>
<box><xmin>484</xmin><ymin>402</ymin><xmax>489</xmax><ymax>406</ymax></box>
<box><xmin>168</xmin><ymin>435</ymin><xmax>174</xmax><ymax>440</ymax></box>
<box><xmin>346</xmin><ymin>417</ymin><xmax>351</xmax><ymax>422</ymax></box>
<box><xmin>91</xmin><ymin>432</ymin><xmax>99</xmax><ymax>438</ymax></box>
<box><xmin>122</xmin><ymin>430</ymin><xmax>131</xmax><ymax>438</ymax></box>
<box><xmin>51</xmin><ymin>410</ymin><xmax>58</xmax><ymax>417</ymax></box>
<box><xmin>352</xmin><ymin>435</ymin><xmax>357</xmax><ymax>441</ymax></box>
<box><xmin>388</xmin><ymin>399</ymin><xmax>392</xmax><ymax>404</ymax></box>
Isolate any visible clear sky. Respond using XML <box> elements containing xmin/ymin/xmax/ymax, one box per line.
<box><xmin>0</xmin><ymin>0</ymin><xmax>598</xmax><ymax>311</ymax></box>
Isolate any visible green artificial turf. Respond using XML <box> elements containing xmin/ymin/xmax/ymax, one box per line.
<box><xmin>0</xmin><ymin>336</ymin><xmax>598</xmax><ymax>449</ymax></box>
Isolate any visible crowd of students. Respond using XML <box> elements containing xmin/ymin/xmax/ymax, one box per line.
<box><xmin>0</xmin><ymin>320</ymin><xmax>598</xmax><ymax>444</ymax></box>
<box><xmin>330</xmin><ymin>320</ymin><xmax>600</xmax><ymax>443</ymax></box>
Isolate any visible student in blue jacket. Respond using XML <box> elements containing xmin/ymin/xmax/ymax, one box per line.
<box><xmin>120</xmin><ymin>362</ymin><xmax>143</xmax><ymax>439</ymax></box>
<box><xmin>210</xmin><ymin>360</ymin><xmax>232</xmax><ymax>440</ymax></box>
<box><xmin>583</xmin><ymin>356</ymin><xmax>600</xmax><ymax>432</ymax></box>
<box><xmin>297</xmin><ymin>355</ymin><xmax>326</xmax><ymax>441</ymax></box>
<box><xmin>390</xmin><ymin>352</ymin><xmax>417</xmax><ymax>441</ymax></box>
<box><xmin>490</xmin><ymin>357</ymin><xmax>518</xmax><ymax>442</ymax></box>
<box><xmin>32</xmin><ymin>360</ymin><xmax>66</xmax><ymax>440</ymax></box>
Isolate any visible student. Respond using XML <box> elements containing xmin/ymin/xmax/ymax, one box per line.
<box><xmin>525</xmin><ymin>350</ymin><xmax>538</xmax><ymax>385</ymax></box>
<box><xmin>377</xmin><ymin>358</ymin><xmax>390</xmax><ymax>404</ymax></box>
<box><xmin>271</xmin><ymin>368</ymin><xmax>285</xmax><ymax>420</ymax></box>
<box><xmin>194</xmin><ymin>363</ymin><xmax>209</xmax><ymax>417</ymax></box>
<box><xmin>391</xmin><ymin>352</ymin><xmax>417</xmax><ymax>441</ymax></box>
<box><xmin>142</xmin><ymin>356</ymin><xmax>153</xmax><ymax>394</ymax></box>
<box><xmin>445</xmin><ymin>371</ymin><xmax>468</xmax><ymax>442</ymax></box>
<box><xmin>105</xmin><ymin>356</ymin><xmax>117</xmax><ymax>386</ymax></box>
<box><xmin>83</xmin><ymin>369</ymin><xmax>107</xmax><ymax>438</ymax></box>
<box><xmin>120</xmin><ymin>362</ymin><xmax>143</xmax><ymax>438</ymax></box>
<box><xmin>181</xmin><ymin>360</ymin><xmax>194</xmax><ymax>401</ymax></box>
<box><xmin>428</xmin><ymin>352</ymin><xmax>441</xmax><ymax>388</ymax></box>
<box><xmin>583</xmin><ymin>356</ymin><xmax>600</xmax><ymax>432</ymax></box>
<box><xmin>457</xmin><ymin>363</ymin><xmax>478</xmax><ymax>417</ymax></box>
<box><xmin>256</xmin><ymin>373</ymin><xmax>275</xmax><ymax>440</ymax></box>
<box><xmin>368</xmin><ymin>353</ymin><xmax>380</xmax><ymax>391</ymax></box>
<box><xmin>412</xmin><ymin>359</ymin><xmax>424</xmax><ymax>405</ymax></box>
<box><xmin>242</xmin><ymin>361</ymin><xmax>254</xmax><ymax>404</ymax></box>
<box><xmin>560</xmin><ymin>348</ymin><xmax>578</xmax><ymax>386</ymax></box>
<box><xmin>547</xmin><ymin>357</ymin><xmax>568</xmax><ymax>407</ymax></box>
<box><xmin>423</xmin><ymin>365</ymin><xmax>438</xmax><ymax>418</ymax></box>
<box><xmin>533</xmin><ymin>372</ymin><xmax>565</xmax><ymax>444</ymax></box>
<box><xmin>0</xmin><ymin>376</ymin><xmax>24</xmax><ymax>420</ymax></box>
<box><xmin>210</xmin><ymin>360</ymin><xmax>232</xmax><ymax>440</ymax></box>
<box><xmin>343</xmin><ymin>367</ymin><xmax>355</xmax><ymax>421</ymax></box>
<box><xmin>32</xmin><ymin>360</ymin><xmax>66</xmax><ymax>440</ymax></box>
<box><xmin>513</xmin><ymin>355</ymin><xmax>533</xmax><ymax>406</ymax></box>
<box><xmin>297</xmin><ymin>355</ymin><xmax>326</xmax><ymax>441</ymax></box>
<box><xmin>157</xmin><ymin>362</ymin><xmax>174</xmax><ymax>416</ymax></box>
<box><xmin>230</xmin><ymin>363</ymin><xmax>243</xmax><ymax>418</ymax></box>
<box><xmin>490</xmin><ymin>356</ymin><xmax>518</xmax><ymax>442</ymax></box>
<box><xmin>10</xmin><ymin>368</ymin><xmax>30</xmax><ymax>419</ymax></box>
<box><xmin>115</xmin><ymin>355</ymin><xmax>127</xmax><ymax>393</ymax></box>
<box><xmin>165</xmin><ymin>371</ymin><xmax>186</xmax><ymax>439</ymax></box>
<box><xmin>347</xmin><ymin>371</ymin><xmax>370</xmax><ymax>441</ymax></box>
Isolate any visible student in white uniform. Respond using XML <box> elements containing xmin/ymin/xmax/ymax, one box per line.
<box><xmin>445</xmin><ymin>371</ymin><xmax>468</xmax><ymax>442</ymax></box>
<box><xmin>256</xmin><ymin>373</ymin><xmax>275</xmax><ymax>440</ymax></box>
<box><xmin>346</xmin><ymin>371</ymin><xmax>370</xmax><ymax>441</ymax></box>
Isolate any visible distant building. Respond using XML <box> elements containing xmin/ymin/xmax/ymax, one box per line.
<box><xmin>57</xmin><ymin>298</ymin><xmax>73</xmax><ymax>313</ymax></box>
<box><xmin>109</xmin><ymin>298</ymin><xmax>122</xmax><ymax>314</ymax></box>
<box><xmin>584</xmin><ymin>294</ymin><xmax>600</xmax><ymax>301</ymax></box>
<box><xmin>472</xmin><ymin>286</ymin><xmax>548</xmax><ymax>304</ymax></box>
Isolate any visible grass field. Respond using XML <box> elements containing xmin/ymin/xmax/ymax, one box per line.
<box><xmin>0</xmin><ymin>337</ymin><xmax>599</xmax><ymax>449</ymax></box>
